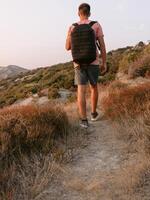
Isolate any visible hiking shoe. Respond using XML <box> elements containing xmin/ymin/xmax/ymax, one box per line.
<box><xmin>91</xmin><ymin>112</ymin><xmax>100</xmax><ymax>122</ymax></box>
<box><xmin>79</xmin><ymin>119</ymin><xmax>89</xmax><ymax>129</ymax></box>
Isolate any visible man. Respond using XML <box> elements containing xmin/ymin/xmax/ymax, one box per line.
<box><xmin>65</xmin><ymin>3</ymin><xmax>107</xmax><ymax>128</ymax></box>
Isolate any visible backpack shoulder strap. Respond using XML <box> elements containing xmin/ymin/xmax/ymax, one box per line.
<box><xmin>72</xmin><ymin>23</ymin><xmax>79</xmax><ymax>27</ymax></box>
<box><xmin>89</xmin><ymin>21</ymin><xmax>97</xmax><ymax>27</ymax></box>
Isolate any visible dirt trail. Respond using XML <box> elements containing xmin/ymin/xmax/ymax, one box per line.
<box><xmin>43</xmin><ymin>116</ymin><xmax>132</xmax><ymax>200</ymax></box>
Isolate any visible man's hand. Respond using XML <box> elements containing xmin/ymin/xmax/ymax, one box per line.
<box><xmin>100</xmin><ymin>63</ymin><xmax>108</xmax><ymax>76</ymax></box>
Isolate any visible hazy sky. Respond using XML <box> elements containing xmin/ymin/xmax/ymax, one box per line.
<box><xmin>0</xmin><ymin>0</ymin><xmax>149</xmax><ymax>69</ymax></box>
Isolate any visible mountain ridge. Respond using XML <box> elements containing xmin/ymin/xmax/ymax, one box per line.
<box><xmin>0</xmin><ymin>65</ymin><xmax>28</xmax><ymax>81</ymax></box>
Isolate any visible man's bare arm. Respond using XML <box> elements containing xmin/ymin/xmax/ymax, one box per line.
<box><xmin>65</xmin><ymin>30</ymin><xmax>71</xmax><ymax>51</ymax></box>
<box><xmin>98</xmin><ymin>36</ymin><xmax>107</xmax><ymax>74</ymax></box>
<box><xmin>98</xmin><ymin>36</ymin><xmax>106</xmax><ymax>65</ymax></box>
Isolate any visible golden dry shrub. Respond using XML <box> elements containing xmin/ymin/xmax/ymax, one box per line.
<box><xmin>100</xmin><ymin>81</ymin><xmax>150</xmax><ymax>197</ymax></box>
<box><xmin>101</xmin><ymin>81</ymin><xmax>150</xmax><ymax>155</ymax></box>
<box><xmin>101</xmin><ymin>81</ymin><xmax>150</xmax><ymax>119</ymax></box>
<box><xmin>0</xmin><ymin>104</ymin><xmax>69</xmax><ymax>158</ymax></box>
<box><xmin>0</xmin><ymin>104</ymin><xmax>70</xmax><ymax>199</ymax></box>
<box><xmin>128</xmin><ymin>53</ymin><xmax>150</xmax><ymax>78</ymax></box>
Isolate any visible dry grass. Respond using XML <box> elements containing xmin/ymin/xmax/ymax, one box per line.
<box><xmin>108</xmin><ymin>154</ymin><xmax>150</xmax><ymax>200</ymax></box>
<box><xmin>101</xmin><ymin>81</ymin><xmax>150</xmax><ymax>120</ymax></box>
<box><xmin>100</xmin><ymin>80</ymin><xmax>150</xmax><ymax>153</ymax></box>
<box><xmin>1</xmin><ymin>154</ymin><xmax>60</xmax><ymax>200</ymax></box>
<box><xmin>0</xmin><ymin>103</ymin><xmax>69</xmax><ymax>199</ymax></box>
<box><xmin>0</xmin><ymin>104</ymin><xmax>69</xmax><ymax>157</ymax></box>
<box><xmin>100</xmin><ymin>80</ymin><xmax>150</xmax><ymax>198</ymax></box>
<box><xmin>0</xmin><ymin>102</ymin><xmax>86</xmax><ymax>200</ymax></box>
<box><xmin>128</xmin><ymin>53</ymin><xmax>150</xmax><ymax>79</ymax></box>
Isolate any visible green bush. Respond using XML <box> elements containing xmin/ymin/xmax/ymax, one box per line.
<box><xmin>48</xmin><ymin>87</ymin><xmax>60</xmax><ymax>99</ymax></box>
<box><xmin>99</xmin><ymin>73</ymin><xmax>116</xmax><ymax>84</ymax></box>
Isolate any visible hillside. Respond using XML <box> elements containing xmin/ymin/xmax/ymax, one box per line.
<box><xmin>0</xmin><ymin>62</ymin><xmax>74</xmax><ymax>107</ymax></box>
<box><xmin>0</xmin><ymin>65</ymin><xmax>28</xmax><ymax>81</ymax></box>
<box><xmin>103</xmin><ymin>41</ymin><xmax>150</xmax><ymax>82</ymax></box>
<box><xmin>0</xmin><ymin>42</ymin><xmax>149</xmax><ymax>108</ymax></box>
<box><xmin>0</xmin><ymin>42</ymin><xmax>150</xmax><ymax>200</ymax></box>
<box><xmin>1</xmin><ymin>80</ymin><xmax>150</xmax><ymax>199</ymax></box>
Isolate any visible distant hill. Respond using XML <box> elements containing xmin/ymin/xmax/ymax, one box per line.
<box><xmin>0</xmin><ymin>65</ymin><xmax>28</xmax><ymax>80</ymax></box>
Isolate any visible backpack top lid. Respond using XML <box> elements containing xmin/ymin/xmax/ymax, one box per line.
<box><xmin>70</xmin><ymin>21</ymin><xmax>97</xmax><ymax>65</ymax></box>
<box><xmin>72</xmin><ymin>21</ymin><xmax>97</xmax><ymax>27</ymax></box>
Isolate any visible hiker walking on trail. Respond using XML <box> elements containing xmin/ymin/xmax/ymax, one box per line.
<box><xmin>65</xmin><ymin>3</ymin><xmax>107</xmax><ymax>128</ymax></box>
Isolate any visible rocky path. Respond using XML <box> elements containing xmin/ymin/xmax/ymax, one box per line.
<box><xmin>43</xmin><ymin>118</ymin><xmax>130</xmax><ymax>200</ymax></box>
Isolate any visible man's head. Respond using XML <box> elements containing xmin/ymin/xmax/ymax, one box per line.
<box><xmin>78</xmin><ymin>3</ymin><xmax>91</xmax><ymax>18</ymax></box>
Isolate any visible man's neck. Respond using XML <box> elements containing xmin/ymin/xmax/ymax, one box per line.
<box><xmin>80</xmin><ymin>16</ymin><xmax>89</xmax><ymax>21</ymax></box>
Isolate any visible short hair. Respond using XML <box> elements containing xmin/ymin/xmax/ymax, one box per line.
<box><xmin>78</xmin><ymin>3</ymin><xmax>91</xmax><ymax>16</ymax></box>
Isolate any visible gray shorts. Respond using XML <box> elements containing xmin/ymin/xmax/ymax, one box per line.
<box><xmin>74</xmin><ymin>65</ymin><xmax>100</xmax><ymax>85</ymax></box>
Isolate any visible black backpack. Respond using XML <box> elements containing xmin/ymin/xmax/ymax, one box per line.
<box><xmin>71</xmin><ymin>21</ymin><xmax>97</xmax><ymax>65</ymax></box>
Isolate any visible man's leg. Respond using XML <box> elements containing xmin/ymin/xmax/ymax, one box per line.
<box><xmin>90</xmin><ymin>84</ymin><xmax>98</xmax><ymax>114</ymax></box>
<box><xmin>77</xmin><ymin>85</ymin><xmax>87</xmax><ymax>119</ymax></box>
